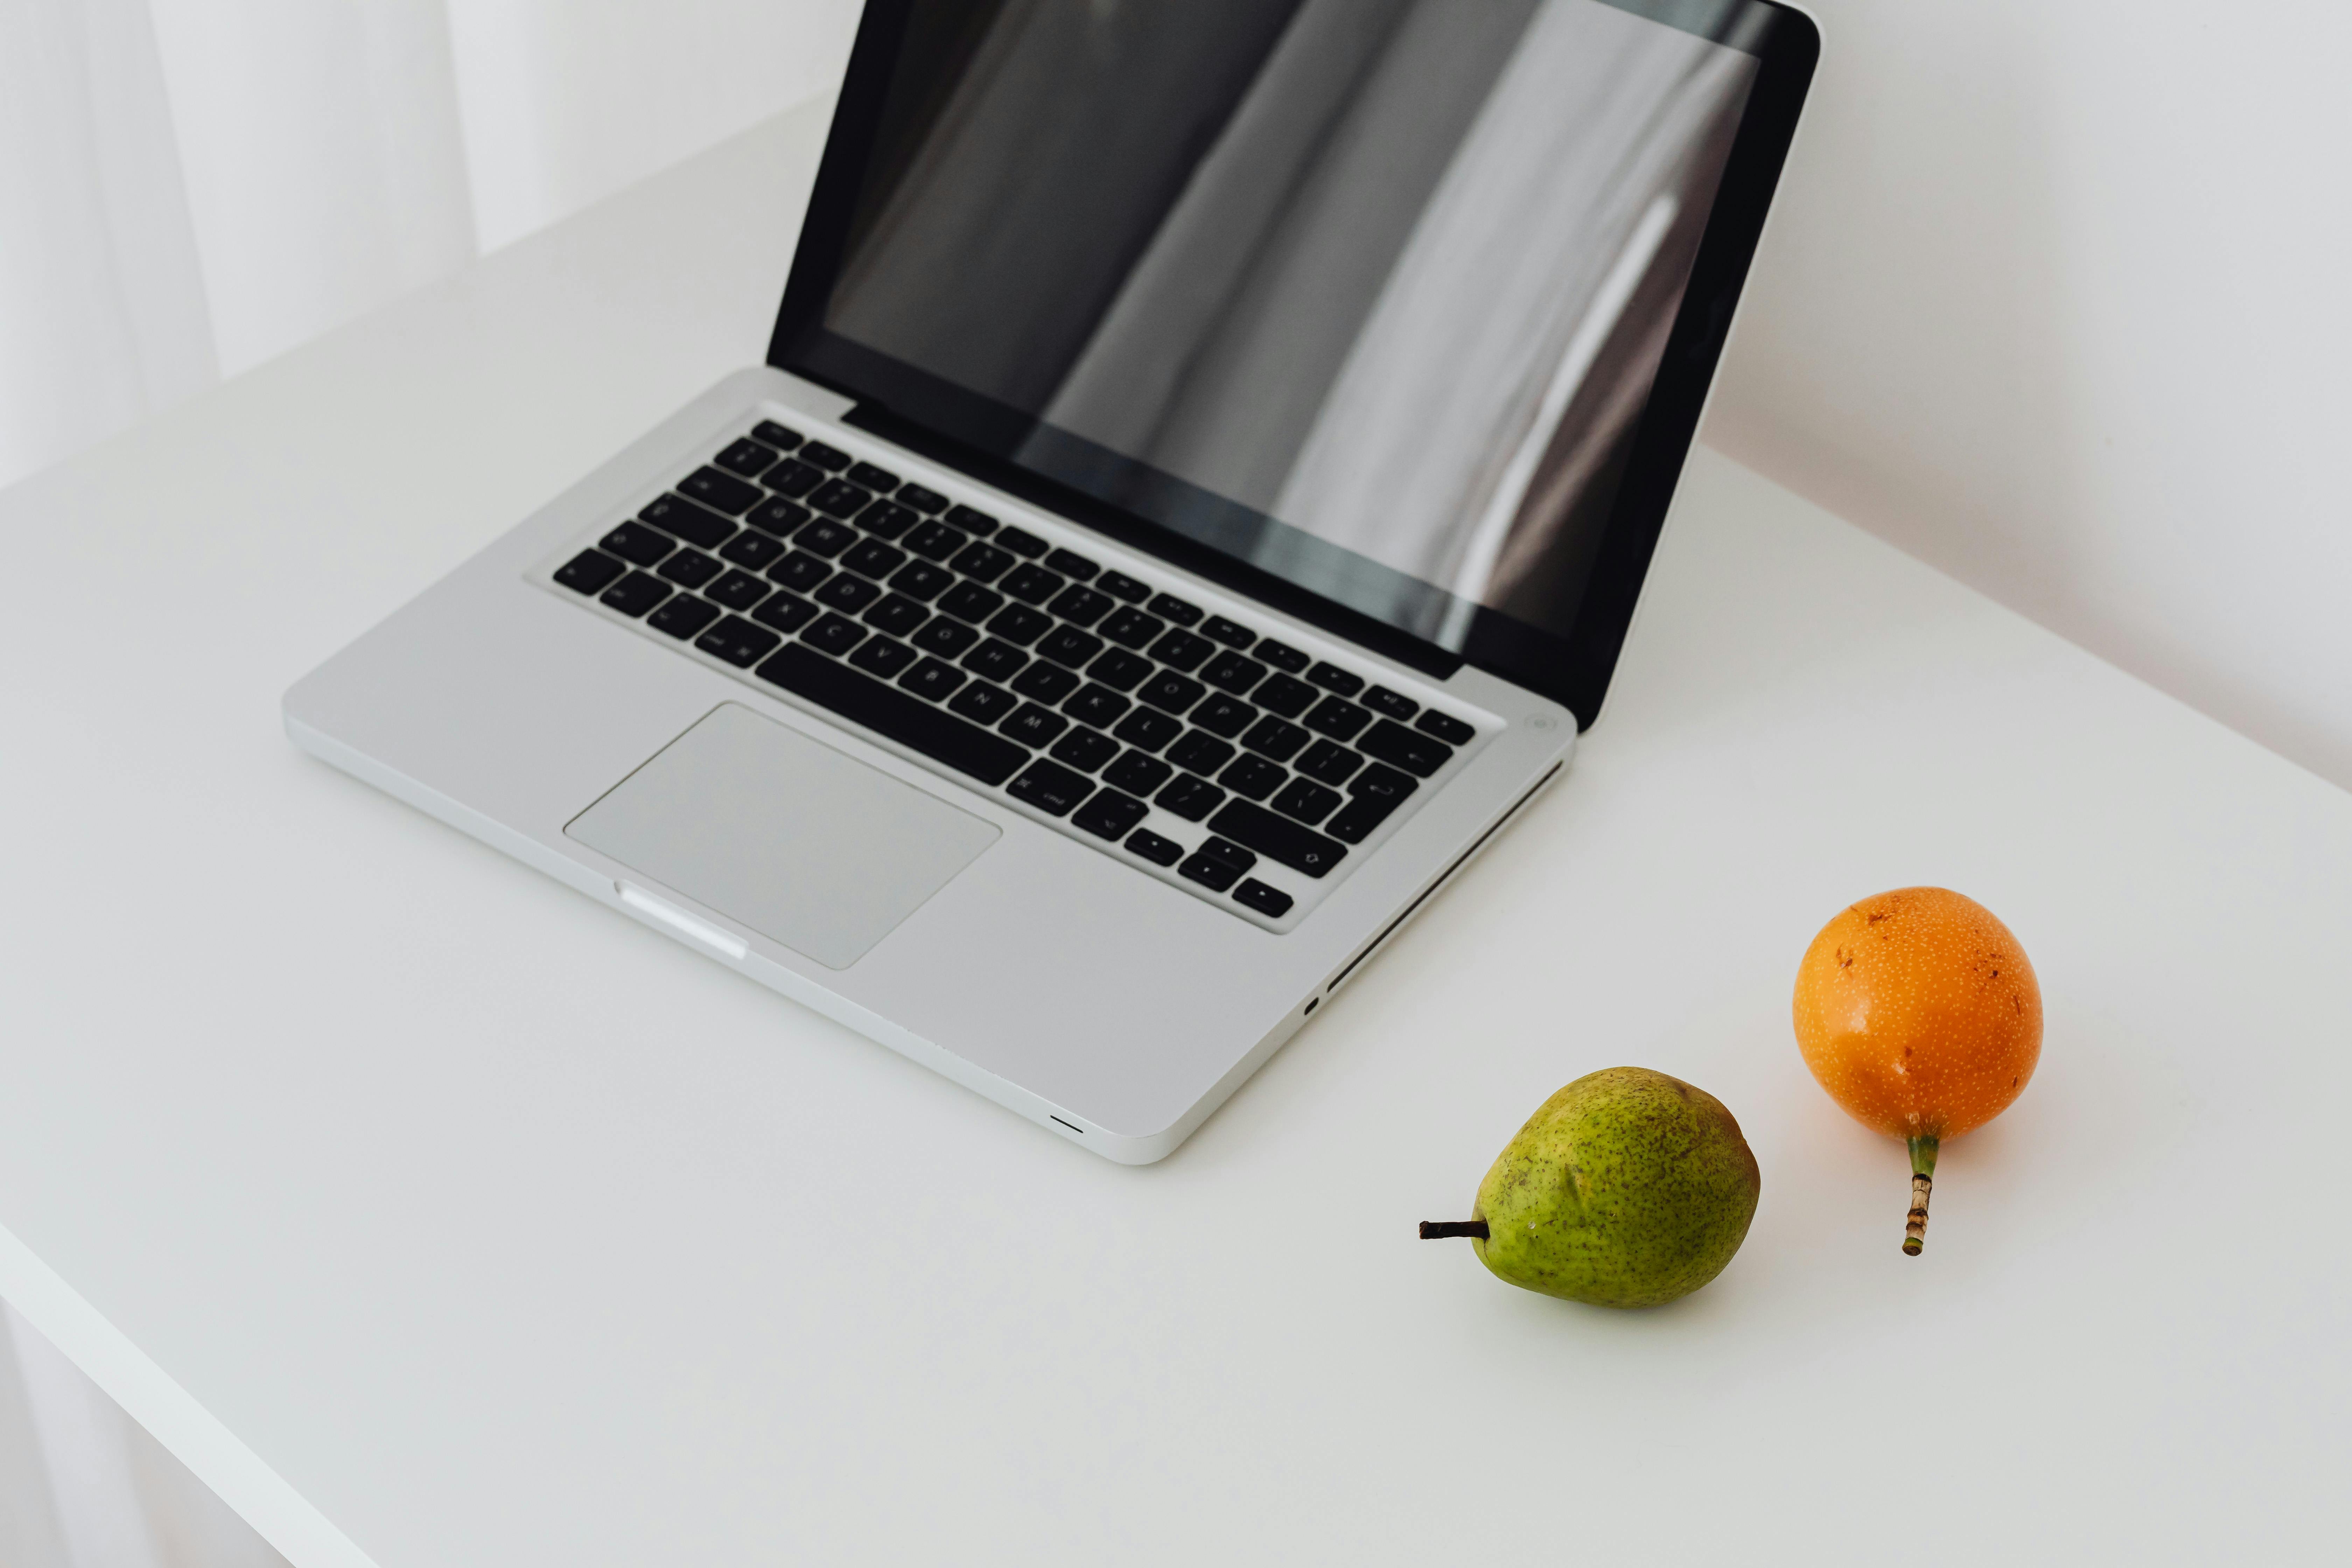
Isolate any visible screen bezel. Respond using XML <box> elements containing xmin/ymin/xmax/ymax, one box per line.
<box><xmin>767</xmin><ymin>0</ymin><xmax>1818</xmax><ymax>724</ymax></box>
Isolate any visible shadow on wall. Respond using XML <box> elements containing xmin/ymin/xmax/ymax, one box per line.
<box><xmin>0</xmin><ymin>1302</ymin><xmax>288</xmax><ymax>1568</ymax></box>
<box><xmin>1703</xmin><ymin>7</ymin><xmax>2088</xmax><ymax>662</ymax></box>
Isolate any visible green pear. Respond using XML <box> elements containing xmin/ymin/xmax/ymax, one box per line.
<box><xmin>1423</xmin><ymin>1067</ymin><xmax>1760</xmax><ymax>1308</ymax></box>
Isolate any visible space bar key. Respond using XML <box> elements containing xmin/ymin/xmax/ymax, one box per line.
<box><xmin>753</xmin><ymin>643</ymin><xmax>1029</xmax><ymax>788</ymax></box>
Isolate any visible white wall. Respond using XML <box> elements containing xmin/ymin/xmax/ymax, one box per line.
<box><xmin>1704</xmin><ymin>0</ymin><xmax>2352</xmax><ymax>791</ymax></box>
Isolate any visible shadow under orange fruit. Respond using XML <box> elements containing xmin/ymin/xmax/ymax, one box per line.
<box><xmin>1793</xmin><ymin>887</ymin><xmax>2042</xmax><ymax>1255</ymax></box>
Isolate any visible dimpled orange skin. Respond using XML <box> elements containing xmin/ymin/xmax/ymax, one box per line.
<box><xmin>1792</xmin><ymin>888</ymin><xmax>2042</xmax><ymax>1141</ymax></box>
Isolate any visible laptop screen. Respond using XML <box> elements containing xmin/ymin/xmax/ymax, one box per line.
<box><xmin>773</xmin><ymin>0</ymin><xmax>1815</xmax><ymax>718</ymax></box>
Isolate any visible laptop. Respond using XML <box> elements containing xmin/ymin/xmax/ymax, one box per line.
<box><xmin>284</xmin><ymin>0</ymin><xmax>1816</xmax><ymax>1163</ymax></box>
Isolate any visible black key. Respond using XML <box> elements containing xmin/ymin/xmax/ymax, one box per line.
<box><xmin>905</xmin><ymin>520</ymin><xmax>968</xmax><ymax>561</ymax></box>
<box><xmin>988</xmin><ymin>604</ymin><xmax>1053</xmax><ymax>645</ymax></box>
<box><xmin>1050</xmin><ymin>727</ymin><xmax>1119</xmax><ymax>773</ymax></box>
<box><xmin>1099</xmin><ymin>607</ymin><xmax>1164</xmax><ymax>649</ymax></box>
<box><xmin>948</xmin><ymin>680</ymin><xmax>1017</xmax><ymax>724</ymax></box>
<box><xmin>715</xmin><ymin>438</ymin><xmax>776</xmax><ymax>478</ymax></box>
<box><xmin>1012</xmin><ymin>662</ymin><xmax>1081</xmax><ymax>704</ymax></box>
<box><xmin>1233</xmin><ymin>880</ymin><xmax>1293</xmax><ymax>919</ymax></box>
<box><xmin>862</xmin><ymin>594</ymin><xmax>927</xmax><ymax>637</ymax></box>
<box><xmin>888</xmin><ymin>560</ymin><xmax>954</xmax><ymax>601</ymax></box>
<box><xmin>1166</xmin><ymin>730</ymin><xmax>1236</xmax><ymax>775</ymax></box>
<box><xmin>1071</xmin><ymin>787</ymin><xmax>1148</xmax><ymax>841</ymax></box>
<box><xmin>1000</xmin><ymin>563</ymin><xmax>1065</xmax><ymax>605</ymax></box>
<box><xmin>556</xmin><ymin>549</ymin><xmax>626</xmax><ymax>594</ymax></box>
<box><xmin>751</xmin><ymin>592</ymin><xmax>817</xmax><ymax>635</ymax></box>
<box><xmin>1096</xmin><ymin>570</ymin><xmax>1150</xmax><ymax>603</ymax></box>
<box><xmin>744</xmin><ymin>496</ymin><xmax>812</xmax><ymax>535</ymax></box>
<box><xmin>1113</xmin><ymin>708</ymin><xmax>1182</xmax><ymax>752</ymax></box>
<box><xmin>1088</xmin><ymin>649</ymin><xmax>1152</xmax><ymax>691</ymax></box>
<box><xmin>1189</xmin><ymin>695</ymin><xmax>1256</xmax><ymax>738</ymax></box>
<box><xmin>600</xmin><ymin>570</ymin><xmax>669</xmax><ymax>616</ymax></box>
<box><xmin>1325</xmin><ymin>766</ymin><xmax>1415</xmax><ymax>845</ymax></box>
<box><xmin>810</xmin><ymin>478</ymin><xmax>872</xmax><ymax>518</ymax></box>
<box><xmin>694</xmin><ymin>616</ymin><xmax>780</xmax><ymax>667</ymax></box>
<box><xmin>1306</xmin><ymin>661</ymin><xmax>1364</xmax><ymax>697</ymax></box>
<box><xmin>680</xmin><ymin>465</ymin><xmax>763</xmax><ymax>514</ymax></box>
<box><xmin>1199</xmin><ymin>616</ymin><xmax>1254</xmax><ymax>650</ymax></box>
<box><xmin>750</xmin><ymin>420</ymin><xmax>803</xmax><ymax>450</ymax></box>
<box><xmin>640</xmin><ymin>494</ymin><xmax>733</xmax><ymax>550</ymax></box>
<box><xmin>996</xmin><ymin>525</ymin><xmax>1046</xmax><ymax>558</ymax></box>
<box><xmin>1363</xmin><ymin>685</ymin><xmax>1419</xmax><ymax>721</ymax></box>
<box><xmin>762</xmin><ymin>458</ymin><xmax>823</xmax><ymax>497</ymax></box>
<box><xmin>1000</xmin><ymin>703</ymin><xmax>1069</xmax><ymax>748</ymax></box>
<box><xmin>1219</xmin><ymin>754</ymin><xmax>1285</xmax><ymax>800</ymax></box>
<box><xmin>849</xmin><ymin>635</ymin><xmax>917</xmax><ymax>679</ymax></box>
<box><xmin>1043</xmin><ymin>547</ymin><xmax>1098</xmax><ymax>581</ymax></box>
<box><xmin>600</xmin><ymin>520</ymin><xmax>674</xmax><ymax>566</ymax></box>
<box><xmin>1139</xmin><ymin>671</ymin><xmax>1205</xmax><ymax>715</ymax></box>
<box><xmin>1062</xmin><ymin>683</ymin><xmax>1129</xmax><ymax>729</ymax></box>
<box><xmin>1147</xmin><ymin>593</ymin><xmax>1202</xmax><ymax>626</ymax></box>
<box><xmin>1037</xmin><ymin>625</ymin><xmax>1104</xmax><ymax>668</ymax></box>
<box><xmin>847</xmin><ymin>461</ymin><xmax>899</xmax><ymax>492</ymax></box>
<box><xmin>815</xmin><ymin>573</ymin><xmax>882</xmax><ymax>614</ymax></box>
<box><xmin>1125</xmin><ymin>829</ymin><xmax>1183</xmax><ymax>867</ymax></box>
<box><xmin>649</xmin><ymin>594</ymin><xmax>720</xmax><ymax>639</ymax></box>
<box><xmin>1303</xmin><ymin>696</ymin><xmax>1372</xmax><ymax>743</ymax></box>
<box><xmin>1155</xmin><ymin>774</ymin><xmax>1225</xmax><ymax>823</ymax></box>
<box><xmin>1006</xmin><ymin>760</ymin><xmax>1091</xmax><ymax>817</ymax></box>
<box><xmin>1199</xmin><ymin>651</ymin><xmax>1265</xmax><ymax>695</ymax></box>
<box><xmin>768</xmin><ymin>551</ymin><xmax>831</xmax><ymax>593</ymax></box>
<box><xmin>706</xmin><ymin>569</ymin><xmax>770</xmax><ymax>611</ymax></box>
<box><xmin>897</xmin><ymin>482</ymin><xmax>948</xmax><ymax>513</ymax></box>
<box><xmin>1295</xmin><ymin>740</ymin><xmax>1365</xmax><ymax>786</ymax></box>
<box><xmin>719</xmin><ymin>530</ymin><xmax>785</xmax><ymax>570</ymax></box>
<box><xmin>657</xmin><ymin>549</ymin><xmax>723</xmax><ymax>588</ymax></box>
<box><xmin>951</xmin><ymin>541</ymin><xmax>1013</xmax><ymax>581</ymax></box>
<box><xmin>1350</xmin><ymin>763</ymin><xmax>1418</xmax><ymax>804</ymax></box>
<box><xmin>1359</xmin><ymin>719</ymin><xmax>1452</xmax><ymax>778</ymax></box>
<box><xmin>755</xmin><ymin>642</ymin><xmax>1027</xmax><ymax>787</ymax></box>
<box><xmin>798</xmin><ymin>440</ymin><xmax>851</xmax><ymax>471</ymax></box>
<box><xmin>1270</xmin><ymin>776</ymin><xmax>1341</xmax><ymax>826</ymax></box>
<box><xmin>1149</xmin><ymin>629</ymin><xmax>1214</xmax><ymax>671</ymax></box>
<box><xmin>841</xmin><ymin>538</ymin><xmax>907</xmax><ymax>580</ymax></box>
<box><xmin>1197</xmin><ymin>836</ymin><xmax>1255</xmax><ymax>874</ymax></box>
<box><xmin>802</xmin><ymin>612</ymin><xmax>867</xmax><ymax>656</ymax></box>
<box><xmin>794</xmin><ymin>517</ymin><xmax>858</xmax><ymax>556</ymax></box>
<box><xmin>899</xmin><ymin>657</ymin><xmax>966</xmax><ymax>702</ymax></box>
<box><xmin>937</xmin><ymin>582</ymin><xmax>1003</xmax><ymax>623</ymax></box>
<box><xmin>1416</xmin><ymin>709</ymin><xmax>1477</xmax><ymax>746</ymax></box>
<box><xmin>945</xmin><ymin>503</ymin><xmax>997</xmax><ymax>536</ymax></box>
<box><xmin>858</xmin><ymin>501</ymin><xmax>918</xmax><ymax>540</ymax></box>
<box><xmin>1178</xmin><ymin>851</ymin><xmax>1242</xmax><ymax>892</ymax></box>
<box><xmin>913</xmin><ymin>616</ymin><xmax>981</xmax><ymax>659</ymax></box>
<box><xmin>1104</xmin><ymin>750</ymin><xmax>1174</xmax><ymax>796</ymax></box>
<box><xmin>1254</xmin><ymin>638</ymin><xmax>1310</xmax><ymax>674</ymax></box>
<box><xmin>1241</xmin><ymin>716</ymin><xmax>1309</xmax><ymax>763</ymax></box>
<box><xmin>1253</xmin><ymin>673</ymin><xmax>1317</xmax><ymax>719</ymax></box>
<box><xmin>1207</xmin><ymin>800</ymin><xmax>1347</xmax><ymax>878</ymax></box>
<box><xmin>961</xmin><ymin>638</ymin><xmax>1027</xmax><ymax>682</ymax></box>
<box><xmin>1047</xmin><ymin>585</ymin><xmax>1112</xmax><ymax>626</ymax></box>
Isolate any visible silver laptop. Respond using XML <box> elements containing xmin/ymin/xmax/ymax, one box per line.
<box><xmin>284</xmin><ymin>0</ymin><xmax>1816</xmax><ymax>1163</ymax></box>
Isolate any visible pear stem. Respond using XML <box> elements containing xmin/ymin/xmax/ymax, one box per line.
<box><xmin>1903</xmin><ymin>1135</ymin><xmax>1940</xmax><ymax>1256</ymax></box>
<box><xmin>1420</xmin><ymin>1220</ymin><xmax>1490</xmax><ymax>1240</ymax></box>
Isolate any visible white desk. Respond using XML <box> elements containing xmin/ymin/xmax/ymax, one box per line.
<box><xmin>4</xmin><ymin>98</ymin><xmax>2347</xmax><ymax>1567</ymax></box>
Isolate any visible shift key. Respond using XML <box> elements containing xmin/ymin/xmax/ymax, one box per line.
<box><xmin>1206</xmin><ymin>800</ymin><xmax>1347</xmax><ymax>878</ymax></box>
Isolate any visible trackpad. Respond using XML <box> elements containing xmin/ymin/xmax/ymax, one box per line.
<box><xmin>566</xmin><ymin>703</ymin><xmax>999</xmax><ymax>969</ymax></box>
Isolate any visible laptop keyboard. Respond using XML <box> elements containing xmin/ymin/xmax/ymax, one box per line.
<box><xmin>544</xmin><ymin>414</ymin><xmax>1489</xmax><ymax>928</ymax></box>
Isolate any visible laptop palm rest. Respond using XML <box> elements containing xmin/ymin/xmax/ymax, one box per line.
<box><xmin>566</xmin><ymin>703</ymin><xmax>999</xmax><ymax>970</ymax></box>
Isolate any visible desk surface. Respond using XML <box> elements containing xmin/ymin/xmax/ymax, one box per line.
<box><xmin>3</xmin><ymin>99</ymin><xmax>2347</xmax><ymax>1567</ymax></box>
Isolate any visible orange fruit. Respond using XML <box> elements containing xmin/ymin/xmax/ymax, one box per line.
<box><xmin>1792</xmin><ymin>887</ymin><xmax>2042</xmax><ymax>1254</ymax></box>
